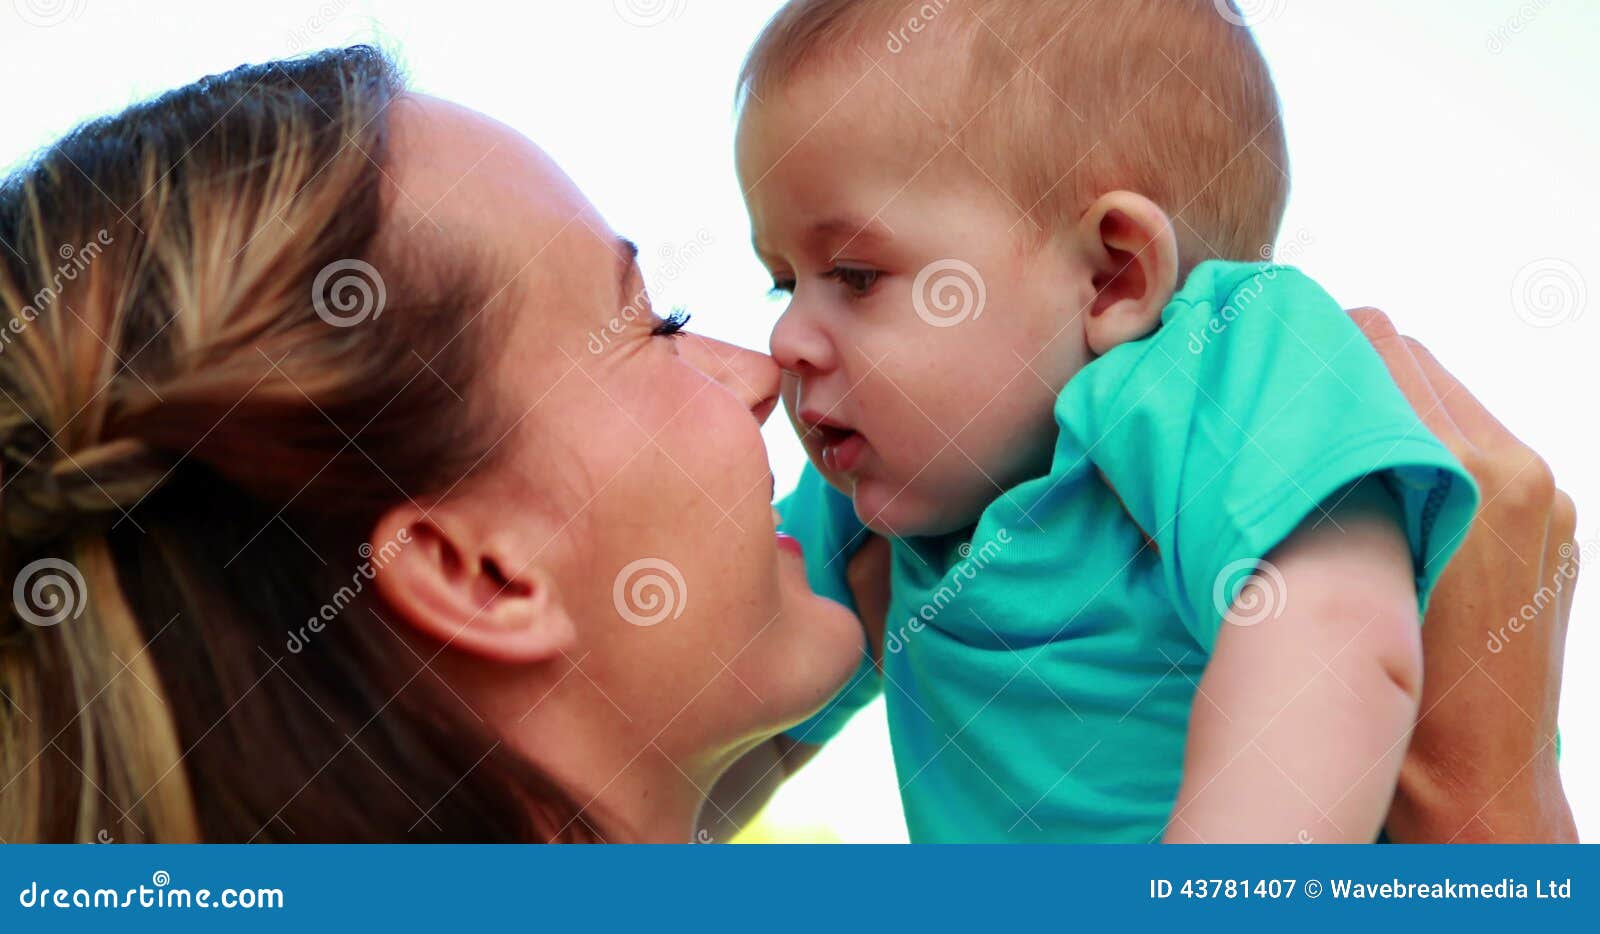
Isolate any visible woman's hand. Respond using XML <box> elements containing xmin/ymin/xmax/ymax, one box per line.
<box><xmin>1353</xmin><ymin>309</ymin><xmax>1579</xmax><ymax>843</ymax></box>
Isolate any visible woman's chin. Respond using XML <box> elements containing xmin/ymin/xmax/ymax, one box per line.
<box><xmin>777</xmin><ymin>565</ymin><xmax>866</xmax><ymax>663</ymax></box>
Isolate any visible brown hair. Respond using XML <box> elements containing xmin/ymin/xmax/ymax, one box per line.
<box><xmin>739</xmin><ymin>0</ymin><xmax>1289</xmax><ymax>263</ymax></box>
<box><xmin>0</xmin><ymin>47</ymin><xmax>598</xmax><ymax>842</ymax></box>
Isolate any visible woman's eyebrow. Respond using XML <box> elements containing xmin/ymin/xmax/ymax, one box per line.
<box><xmin>616</xmin><ymin>236</ymin><xmax>641</xmax><ymax>298</ymax></box>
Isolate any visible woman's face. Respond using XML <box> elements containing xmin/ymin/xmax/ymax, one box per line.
<box><xmin>381</xmin><ymin>97</ymin><xmax>863</xmax><ymax>801</ymax></box>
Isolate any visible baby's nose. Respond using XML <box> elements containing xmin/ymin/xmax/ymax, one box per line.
<box><xmin>769</xmin><ymin>306</ymin><xmax>836</xmax><ymax>374</ymax></box>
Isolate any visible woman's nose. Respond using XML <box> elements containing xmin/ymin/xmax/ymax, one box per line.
<box><xmin>679</xmin><ymin>335</ymin><xmax>781</xmax><ymax>425</ymax></box>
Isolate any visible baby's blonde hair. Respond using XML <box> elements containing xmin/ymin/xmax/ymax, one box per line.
<box><xmin>740</xmin><ymin>0</ymin><xmax>1289</xmax><ymax>264</ymax></box>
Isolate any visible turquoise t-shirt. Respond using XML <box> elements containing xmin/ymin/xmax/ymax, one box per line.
<box><xmin>778</xmin><ymin>260</ymin><xmax>1479</xmax><ymax>843</ymax></box>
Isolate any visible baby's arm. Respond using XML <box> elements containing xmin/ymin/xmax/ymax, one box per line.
<box><xmin>1164</xmin><ymin>479</ymin><xmax>1423</xmax><ymax>843</ymax></box>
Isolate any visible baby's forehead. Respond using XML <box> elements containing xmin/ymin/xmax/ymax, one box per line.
<box><xmin>739</xmin><ymin>0</ymin><xmax>1287</xmax><ymax>255</ymax></box>
<box><xmin>737</xmin><ymin>54</ymin><xmax>959</xmax><ymax>178</ymax></box>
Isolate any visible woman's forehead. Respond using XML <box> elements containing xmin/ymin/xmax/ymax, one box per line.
<box><xmin>389</xmin><ymin>96</ymin><xmax>598</xmax><ymax>244</ymax></box>
<box><xmin>386</xmin><ymin>93</ymin><xmax>619</xmax><ymax>308</ymax></box>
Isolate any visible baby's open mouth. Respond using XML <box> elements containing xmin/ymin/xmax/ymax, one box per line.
<box><xmin>814</xmin><ymin>424</ymin><xmax>867</xmax><ymax>474</ymax></box>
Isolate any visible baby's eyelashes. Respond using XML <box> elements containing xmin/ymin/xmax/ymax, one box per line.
<box><xmin>825</xmin><ymin>266</ymin><xmax>880</xmax><ymax>297</ymax></box>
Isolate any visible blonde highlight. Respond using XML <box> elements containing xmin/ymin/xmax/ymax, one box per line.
<box><xmin>0</xmin><ymin>47</ymin><xmax>597</xmax><ymax>842</ymax></box>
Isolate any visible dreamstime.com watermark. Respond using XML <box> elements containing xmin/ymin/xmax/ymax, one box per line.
<box><xmin>1212</xmin><ymin>0</ymin><xmax>1289</xmax><ymax>28</ymax></box>
<box><xmin>17</xmin><ymin>871</ymin><xmax>283</xmax><ymax>911</ymax></box>
<box><xmin>613</xmin><ymin>0</ymin><xmax>685</xmax><ymax>28</ymax></box>
<box><xmin>884</xmin><ymin>0</ymin><xmax>951</xmax><ymax>54</ymax></box>
<box><xmin>1212</xmin><ymin>557</ymin><xmax>1289</xmax><ymax>627</ymax></box>
<box><xmin>12</xmin><ymin>558</ymin><xmax>88</xmax><ymax>628</ymax></box>
<box><xmin>12</xmin><ymin>0</ymin><xmax>87</xmax><ymax>28</ymax></box>
<box><xmin>285</xmin><ymin>529</ymin><xmax>412</xmax><ymax>653</ymax></box>
<box><xmin>884</xmin><ymin>528</ymin><xmax>1012</xmax><ymax>654</ymax></box>
<box><xmin>1186</xmin><ymin>230</ymin><xmax>1315</xmax><ymax>354</ymax></box>
<box><xmin>0</xmin><ymin>230</ymin><xmax>113</xmax><ymax>355</ymax></box>
<box><xmin>912</xmin><ymin>258</ymin><xmax>987</xmax><ymax>328</ymax></box>
<box><xmin>1510</xmin><ymin>257</ymin><xmax>1586</xmax><ymax>329</ymax></box>
<box><xmin>312</xmin><ymin>258</ymin><xmax>386</xmax><ymax>328</ymax></box>
<box><xmin>284</xmin><ymin>0</ymin><xmax>352</xmax><ymax>52</ymax></box>
<box><xmin>586</xmin><ymin>230</ymin><xmax>715</xmax><ymax>354</ymax></box>
<box><xmin>612</xmin><ymin>557</ymin><xmax>687</xmax><ymax>627</ymax></box>
<box><xmin>1485</xmin><ymin>534</ymin><xmax>1596</xmax><ymax>654</ymax></box>
<box><xmin>1486</xmin><ymin>0</ymin><xmax>1554</xmax><ymax>54</ymax></box>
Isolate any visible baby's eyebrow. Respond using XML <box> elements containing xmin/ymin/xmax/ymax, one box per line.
<box><xmin>808</xmin><ymin>216</ymin><xmax>893</xmax><ymax>258</ymax></box>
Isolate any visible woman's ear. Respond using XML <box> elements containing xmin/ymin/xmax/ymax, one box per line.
<box><xmin>1076</xmin><ymin>191</ymin><xmax>1180</xmax><ymax>356</ymax></box>
<box><xmin>369</xmin><ymin>505</ymin><xmax>575</xmax><ymax>664</ymax></box>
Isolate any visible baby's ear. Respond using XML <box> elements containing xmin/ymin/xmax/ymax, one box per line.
<box><xmin>1075</xmin><ymin>191</ymin><xmax>1180</xmax><ymax>356</ymax></box>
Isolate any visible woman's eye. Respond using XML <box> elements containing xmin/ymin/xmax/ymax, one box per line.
<box><xmin>828</xmin><ymin>266</ymin><xmax>880</xmax><ymax>296</ymax></box>
<box><xmin>651</xmin><ymin>308</ymin><xmax>692</xmax><ymax>338</ymax></box>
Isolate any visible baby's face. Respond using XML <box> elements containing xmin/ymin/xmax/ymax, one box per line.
<box><xmin>738</xmin><ymin>64</ymin><xmax>1097</xmax><ymax>538</ymax></box>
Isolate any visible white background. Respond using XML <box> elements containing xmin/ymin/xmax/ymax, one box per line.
<box><xmin>1</xmin><ymin>0</ymin><xmax>1593</xmax><ymax>842</ymax></box>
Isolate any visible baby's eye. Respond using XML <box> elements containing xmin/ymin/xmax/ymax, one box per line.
<box><xmin>768</xmin><ymin>277</ymin><xmax>796</xmax><ymax>297</ymax></box>
<box><xmin>826</xmin><ymin>266</ymin><xmax>880</xmax><ymax>297</ymax></box>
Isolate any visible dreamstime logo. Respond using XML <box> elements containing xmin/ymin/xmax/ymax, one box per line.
<box><xmin>912</xmin><ymin>259</ymin><xmax>986</xmax><ymax>328</ymax></box>
<box><xmin>1212</xmin><ymin>558</ymin><xmax>1287</xmax><ymax>627</ymax></box>
<box><xmin>613</xmin><ymin>0</ymin><xmax>685</xmax><ymax>28</ymax></box>
<box><xmin>13</xmin><ymin>0</ymin><xmax>86</xmax><ymax>27</ymax></box>
<box><xmin>1261</xmin><ymin>227</ymin><xmax>1316</xmax><ymax>265</ymax></box>
<box><xmin>16</xmin><ymin>870</ymin><xmax>285</xmax><ymax>910</ymax></box>
<box><xmin>885</xmin><ymin>528</ymin><xmax>1012</xmax><ymax>654</ymax></box>
<box><xmin>286</xmin><ymin>530</ymin><xmax>412</xmax><ymax>653</ymax></box>
<box><xmin>1511</xmin><ymin>258</ymin><xmax>1586</xmax><ymax>329</ymax></box>
<box><xmin>312</xmin><ymin>259</ymin><xmax>386</xmax><ymax>328</ymax></box>
<box><xmin>12</xmin><ymin>558</ymin><xmax>88</xmax><ymax>627</ymax></box>
<box><xmin>587</xmin><ymin>230</ymin><xmax>715</xmax><ymax>354</ymax></box>
<box><xmin>1486</xmin><ymin>0</ymin><xmax>1554</xmax><ymax>54</ymax></box>
<box><xmin>1</xmin><ymin>229</ymin><xmax>113</xmax><ymax>357</ymax></box>
<box><xmin>1486</xmin><ymin>535</ymin><xmax>1595</xmax><ymax>653</ymax></box>
<box><xmin>612</xmin><ymin>558</ymin><xmax>687</xmax><ymax>627</ymax></box>
<box><xmin>284</xmin><ymin>0</ymin><xmax>352</xmax><ymax>51</ymax></box>
<box><xmin>1184</xmin><ymin>234</ymin><xmax>1313</xmax><ymax>355</ymax></box>
<box><xmin>1212</xmin><ymin>0</ymin><xmax>1288</xmax><ymax>27</ymax></box>
<box><xmin>884</xmin><ymin>0</ymin><xmax>951</xmax><ymax>54</ymax></box>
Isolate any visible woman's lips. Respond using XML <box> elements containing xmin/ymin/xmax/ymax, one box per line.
<box><xmin>775</xmin><ymin>532</ymin><xmax>804</xmax><ymax>558</ymax></box>
<box><xmin>772</xmin><ymin>506</ymin><xmax>803</xmax><ymax>558</ymax></box>
<box><xmin>820</xmin><ymin>429</ymin><xmax>866</xmax><ymax>474</ymax></box>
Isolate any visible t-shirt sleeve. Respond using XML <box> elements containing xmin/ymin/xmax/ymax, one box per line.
<box><xmin>1056</xmin><ymin>262</ymin><xmax>1479</xmax><ymax>651</ymax></box>
<box><xmin>775</xmin><ymin>463</ymin><xmax>885</xmax><ymax>746</ymax></box>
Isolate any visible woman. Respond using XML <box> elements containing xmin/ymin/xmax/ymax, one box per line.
<box><xmin>0</xmin><ymin>48</ymin><xmax>1577</xmax><ymax>842</ymax></box>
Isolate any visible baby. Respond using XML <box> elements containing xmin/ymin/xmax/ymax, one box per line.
<box><xmin>739</xmin><ymin>0</ymin><xmax>1479</xmax><ymax>842</ymax></box>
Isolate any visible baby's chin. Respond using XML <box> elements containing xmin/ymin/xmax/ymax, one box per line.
<box><xmin>851</xmin><ymin>474</ymin><xmax>983</xmax><ymax>540</ymax></box>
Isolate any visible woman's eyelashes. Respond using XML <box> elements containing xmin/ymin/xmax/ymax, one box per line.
<box><xmin>651</xmin><ymin>307</ymin><xmax>692</xmax><ymax>338</ymax></box>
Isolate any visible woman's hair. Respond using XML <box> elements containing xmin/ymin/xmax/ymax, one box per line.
<box><xmin>0</xmin><ymin>47</ymin><xmax>597</xmax><ymax>842</ymax></box>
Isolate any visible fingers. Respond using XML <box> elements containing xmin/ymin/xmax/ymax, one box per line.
<box><xmin>1351</xmin><ymin>308</ymin><xmax>1469</xmax><ymax>455</ymax></box>
<box><xmin>1348</xmin><ymin>307</ymin><xmax>1399</xmax><ymax>342</ymax></box>
<box><xmin>1403</xmin><ymin>339</ymin><xmax>1518</xmax><ymax>450</ymax></box>
<box><xmin>1372</xmin><ymin>328</ymin><xmax>1559</xmax><ymax>557</ymax></box>
<box><xmin>1400</xmin><ymin>339</ymin><xmax>1559</xmax><ymax>553</ymax></box>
